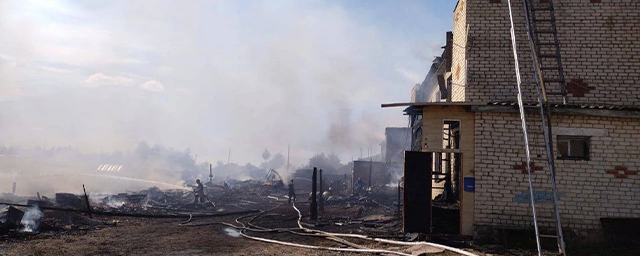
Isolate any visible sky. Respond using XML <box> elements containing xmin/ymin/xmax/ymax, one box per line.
<box><xmin>0</xmin><ymin>0</ymin><xmax>456</xmax><ymax>167</ymax></box>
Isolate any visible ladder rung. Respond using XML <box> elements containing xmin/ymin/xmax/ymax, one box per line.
<box><xmin>535</xmin><ymin>30</ymin><xmax>555</xmax><ymax>34</ymax></box>
<box><xmin>533</xmin><ymin>19</ymin><xmax>554</xmax><ymax>23</ymax></box>
<box><xmin>539</xmin><ymin>234</ymin><xmax>558</xmax><ymax>238</ymax></box>
<box><xmin>536</xmin><ymin>217</ymin><xmax>558</xmax><ymax>222</ymax></box>
<box><xmin>537</xmin><ymin>42</ymin><xmax>558</xmax><ymax>46</ymax></box>
<box><xmin>533</xmin><ymin>7</ymin><xmax>552</xmax><ymax>11</ymax></box>
<box><xmin>547</xmin><ymin>92</ymin><xmax>565</xmax><ymax>95</ymax></box>
<box><xmin>543</xmin><ymin>78</ymin><xmax>565</xmax><ymax>83</ymax></box>
<box><xmin>541</xmin><ymin>66</ymin><xmax>561</xmax><ymax>70</ymax></box>
<box><xmin>539</xmin><ymin>54</ymin><xmax>560</xmax><ymax>58</ymax></box>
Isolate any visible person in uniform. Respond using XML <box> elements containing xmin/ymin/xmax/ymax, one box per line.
<box><xmin>288</xmin><ymin>180</ymin><xmax>296</xmax><ymax>204</ymax></box>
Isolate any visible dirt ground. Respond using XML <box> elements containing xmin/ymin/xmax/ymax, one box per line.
<box><xmin>1</xmin><ymin>216</ymin><xmax>367</xmax><ymax>256</ymax></box>
<box><xmin>0</xmin><ymin>186</ymin><xmax>477</xmax><ymax>256</ymax></box>
<box><xmin>1</xmin><ymin>205</ymin><xmax>471</xmax><ymax>256</ymax></box>
<box><xmin>2</xmin><ymin>186</ymin><xmax>635</xmax><ymax>256</ymax></box>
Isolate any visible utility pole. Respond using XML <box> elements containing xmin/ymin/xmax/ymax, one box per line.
<box><xmin>287</xmin><ymin>144</ymin><xmax>290</xmax><ymax>174</ymax></box>
<box><xmin>228</xmin><ymin>149</ymin><xmax>231</xmax><ymax>164</ymax></box>
<box><xmin>360</xmin><ymin>148</ymin><xmax>363</xmax><ymax>159</ymax></box>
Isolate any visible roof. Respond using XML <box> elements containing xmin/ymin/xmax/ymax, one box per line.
<box><xmin>486</xmin><ymin>101</ymin><xmax>640</xmax><ymax>112</ymax></box>
<box><xmin>381</xmin><ymin>101</ymin><xmax>640</xmax><ymax>118</ymax></box>
<box><xmin>381</xmin><ymin>102</ymin><xmax>480</xmax><ymax>108</ymax></box>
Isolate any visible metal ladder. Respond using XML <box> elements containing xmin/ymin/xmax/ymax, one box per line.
<box><xmin>527</xmin><ymin>0</ymin><xmax>568</xmax><ymax>105</ymax></box>
<box><xmin>524</xmin><ymin>0</ymin><xmax>568</xmax><ymax>255</ymax></box>
<box><xmin>507</xmin><ymin>0</ymin><xmax>567</xmax><ymax>255</ymax></box>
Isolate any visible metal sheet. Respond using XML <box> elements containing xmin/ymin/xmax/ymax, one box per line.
<box><xmin>403</xmin><ymin>151</ymin><xmax>432</xmax><ymax>233</ymax></box>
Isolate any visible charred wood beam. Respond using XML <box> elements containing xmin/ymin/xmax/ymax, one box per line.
<box><xmin>319</xmin><ymin>169</ymin><xmax>324</xmax><ymax>213</ymax></box>
<box><xmin>0</xmin><ymin>202</ymin><xmax>258</xmax><ymax>218</ymax></box>
<box><xmin>310</xmin><ymin>167</ymin><xmax>318</xmax><ymax>221</ymax></box>
<box><xmin>83</xmin><ymin>184</ymin><xmax>93</xmax><ymax>219</ymax></box>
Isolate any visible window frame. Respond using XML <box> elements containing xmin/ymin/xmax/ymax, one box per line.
<box><xmin>442</xmin><ymin>119</ymin><xmax>461</xmax><ymax>150</ymax></box>
<box><xmin>556</xmin><ymin>135</ymin><xmax>590</xmax><ymax>161</ymax></box>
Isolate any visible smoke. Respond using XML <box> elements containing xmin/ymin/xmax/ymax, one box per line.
<box><xmin>0</xmin><ymin>144</ymin><xmax>192</xmax><ymax>196</ymax></box>
<box><xmin>0</xmin><ymin>1</ymin><xmax>449</xmax><ymax>196</ymax></box>
<box><xmin>0</xmin><ymin>0</ymin><xmax>443</xmax><ymax>165</ymax></box>
<box><xmin>20</xmin><ymin>205</ymin><xmax>43</xmax><ymax>233</ymax></box>
<box><xmin>327</xmin><ymin>109</ymin><xmax>385</xmax><ymax>153</ymax></box>
<box><xmin>104</xmin><ymin>196</ymin><xmax>125</xmax><ymax>208</ymax></box>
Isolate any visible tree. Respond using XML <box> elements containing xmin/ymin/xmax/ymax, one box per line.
<box><xmin>268</xmin><ymin>153</ymin><xmax>285</xmax><ymax>169</ymax></box>
<box><xmin>262</xmin><ymin>149</ymin><xmax>271</xmax><ymax>162</ymax></box>
<box><xmin>308</xmin><ymin>153</ymin><xmax>342</xmax><ymax>174</ymax></box>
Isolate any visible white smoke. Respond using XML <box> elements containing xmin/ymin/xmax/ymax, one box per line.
<box><xmin>20</xmin><ymin>205</ymin><xmax>43</xmax><ymax>233</ymax></box>
<box><xmin>104</xmin><ymin>196</ymin><xmax>125</xmax><ymax>208</ymax></box>
<box><xmin>0</xmin><ymin>0</ymin><xmax>434</xmax><ymax>167</ymax></box>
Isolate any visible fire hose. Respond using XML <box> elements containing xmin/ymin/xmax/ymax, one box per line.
<box><xmin>180</xmin><ymin>203</ymin><xmax>415</xmax><ymax>255</ymax></box>
<box><xmin>290</xmin><ymin>202</ymin><xmax>479</xmax><ymax>256</ymax></box>
<box><xmin>233</xmin><ymin>209</ymin><xmax>415</xmax><ymax>256</ymax></box>
<box><xmin>179</xmin><ymin>196</ymin><xmax>478</xmax><ymax>256</ymax></box>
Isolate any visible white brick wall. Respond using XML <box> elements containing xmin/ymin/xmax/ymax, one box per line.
<box><xmin>474</xmin><ymin>112</ymin><xmax>640</xmax><ymax>231</ymax></box>
<box><xmin>461</xmin><ymin>0</ymin><xmax>640</xmax><ymax>105</ymax></box>
<box><xmin>451</xmin><ymin>0</ymin><xmax>468</xmax><ymax>102</ymax></box>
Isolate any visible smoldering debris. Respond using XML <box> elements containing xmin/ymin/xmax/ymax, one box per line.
<box><xmin>0</xmin><ymin>171</ymin><xmax>423</xmax><ymax>256</ymax></box>
<box><xmin>20</xmin><ymin>206</ymin><xmax>42</xmax><ymax>233</ymax></box>
<box><xmin>0</xmin><ymin>206</ymin><xmax>24</xmax><ymax>228</ymax></box>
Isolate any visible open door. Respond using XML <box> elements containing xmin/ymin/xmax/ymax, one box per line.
<box><xmin>403</xmin><ymin>151</ymin><xmax>432</xmax><ymax>233</ymax></box>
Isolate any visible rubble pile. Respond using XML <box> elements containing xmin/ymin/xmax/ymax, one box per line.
<box><xmin>0</xmin><ymin>176</ymin><xmax>411</xmax><ymax>255</ymax></box>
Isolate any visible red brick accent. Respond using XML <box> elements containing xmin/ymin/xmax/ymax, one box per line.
<box><xmin>489</xmin><ymin>0</ymin><xmax>501</xmax><ymax>3</ymax></box>
<box><xmin>567</xmin><ymin>78</ymin><xmax>595</xmax><ymax>97</ymax></box>
<box><xmin>605</xmin><ymin>166</ymin><xmax>638</xmax><ymax>179</ymax></box>
<box><xmin>513</xmin><ymin>161</ymin><xmax>544</xmax><ymax>174</ymax></box>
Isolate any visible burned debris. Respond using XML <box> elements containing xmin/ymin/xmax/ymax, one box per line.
<box><xmin>0</xmin><ymin>0</ymin><xmax>638</xmax><ymax>255</ymax></box>
<box><xmin>0</xmin><ymin>154</ymin><xmax>486</xmax><ymax>256</ymax></box>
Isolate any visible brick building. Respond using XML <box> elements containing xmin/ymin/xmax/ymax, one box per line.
<box><xmin>384</xmin><ymin>0</ymin><xmax>640</xmax><ymax>245</ymax></box>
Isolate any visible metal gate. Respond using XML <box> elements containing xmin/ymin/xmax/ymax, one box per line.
<box><xmin>403</xmin><ymin>151</ymin><xmax>432</xmax><ymax>233</ymax></box>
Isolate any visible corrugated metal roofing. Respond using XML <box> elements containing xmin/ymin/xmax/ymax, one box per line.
<box><xmin>488</xmin><ymin>101</ymin><xmax>640</xmax><ymax>111</ymax></box>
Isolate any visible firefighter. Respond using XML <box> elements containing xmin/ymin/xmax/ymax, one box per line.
<box><xmin>354</xmin><ymin>178</ymin><xmax>366</xmax><ymax>195</ymax></box>
<box><xmin>288</xmin><ymin>180</ymin><xmax>296</xmax><ymax>204</ymax></box>
<box><xmin>194</xmin><ymin>179</ymin><xmax>205</xmax><ymax>204</ymax></box>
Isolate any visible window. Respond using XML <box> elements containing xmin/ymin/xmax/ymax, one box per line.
<box><xmin>557</xmin><ymin>136</ymin><xmax>589</xmax><ymax>160</ymax></box>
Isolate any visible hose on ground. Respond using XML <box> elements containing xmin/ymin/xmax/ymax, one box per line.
<box><xmin>180</xmin><ymin>199</ymin><xmax>413</xmax><ymax>255</ymax></box>
<box><xmin>291</xmin><ymin>202</ymin><xmax>479</xmax><ymax>256</ymax></box>
<box><xmin>240</xmin><ymin>205</ymin><xmax>376</xmax><ymax>251</ymax></box>
<box><xmin>177</xmin><ymin>214</ymin><xmax>193</xmax><ymax>225</ymax></box>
